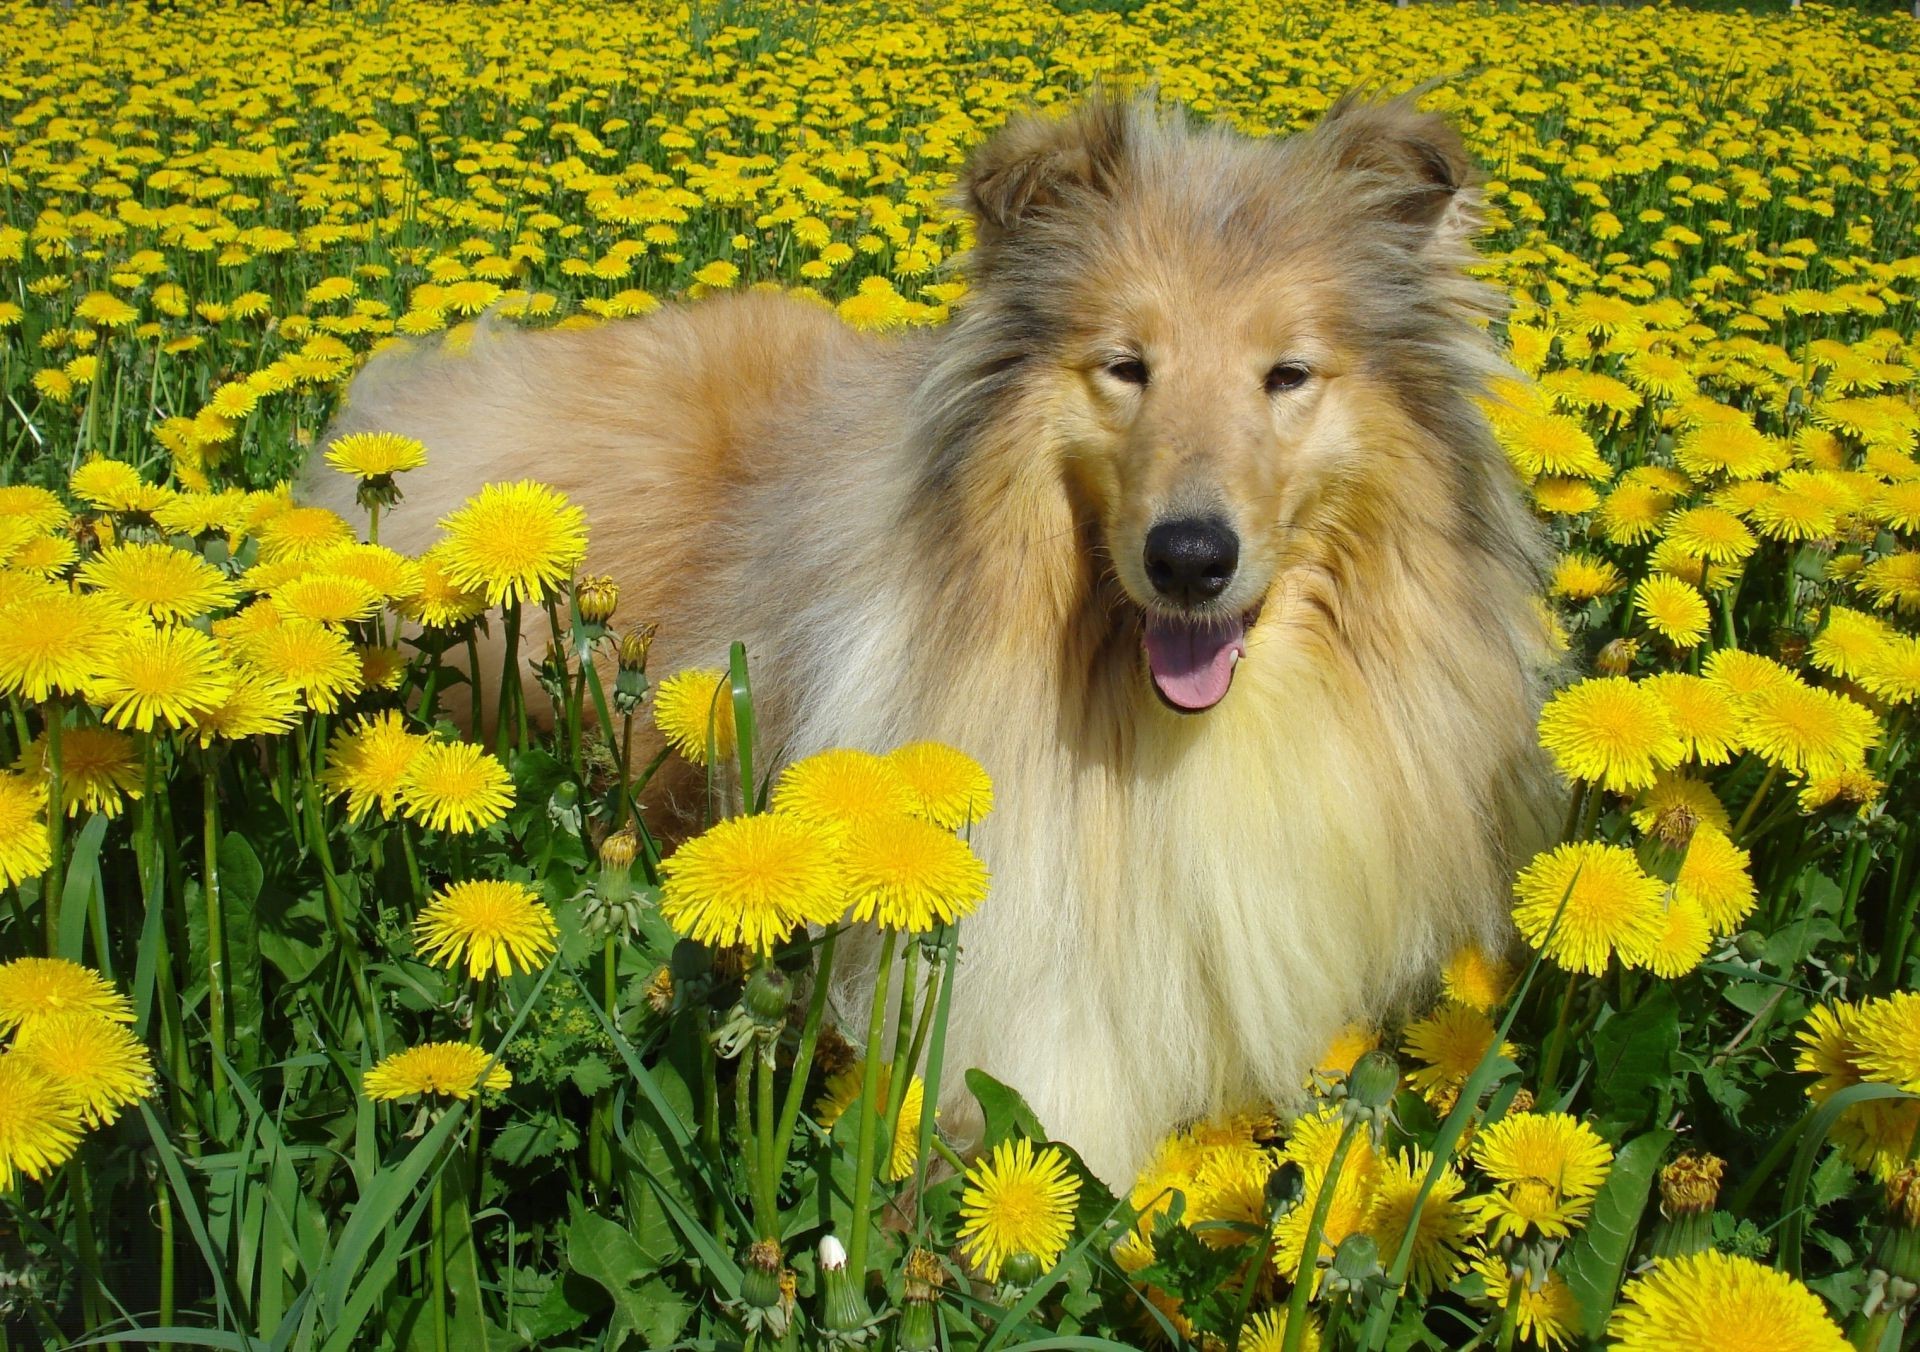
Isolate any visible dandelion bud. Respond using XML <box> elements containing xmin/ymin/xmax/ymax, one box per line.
<box><xmin>1324</xmin><ymin>1232</ymin><xmax>1380</xmax><ymax>1297</ymax></box>
<box><xmin>618</xmin><ymin>622</ymin><xmax>657</xmax><ymax>674</ymax></box>
<box><xmin>1595</xmin><ymin>637</ymin><xmax>1640</xmax><ymax>676</ymax></box>
<box><xmin>600</xmin><ymin>825</ymin><xmax>639</xmax><ymax>872</ymax></box>
<box><xmin>818</xmin><ymin>1235</ymin><xmax>869</xmax><ymax>1332</ymax></box>
<box><xmin>1859</xmin><ymin>1166</ymin><xmax>1920</xmax><ymax>1331</ymax></box>
<box><xmin>744</xmin><ymin>965</ymin><xmax>791</xmax><ymax>1025</ymax></box>
<box><xmin>576</xmin><ymin>574</ymin><xmax>619</xmax><ymax>626</ymax></box>
<box><xmin>644</xmin><ymin>965</ymin><xmax>675</xmax><ymax>1015</ymax></box>
<box><xmin>898</xmin><ymin>1248</ymin><xmax>943</xmax><ymax>1352</ymax></box>
<box><xmin>999</xmin><ymin>1250</ymin><xmax>1042</xmax><ymax>1287</ymax></box>
<box><xmin>1266</xmin><ymin>1158</ymin><xmax>1305</xmax><ymax>1217</ymax></box>
<box><xmin>1345</xmin><ymin>1049</ymin><xmax>1400</xmax><ymax>1118</ymax></box>
<box><xmin>1650</xmin><ymin>1151</ymin><xmax>1724</xmax><ymax>1259</ymax></box>
<box><xmin>1652</xmin><ymin>801</ymin><xmax>1701</xmax><ymax>850</ymax></box>
<box><xmin>742</xmin><ymin>1238</ymin><xmax>784</xmax><ymax>1310</ymax></box>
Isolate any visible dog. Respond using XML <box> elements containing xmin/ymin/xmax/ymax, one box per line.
<box><xmin>315</xmin><ymin>94</ymin><xmax>1560</xmax><ymax>1184</ymax></box>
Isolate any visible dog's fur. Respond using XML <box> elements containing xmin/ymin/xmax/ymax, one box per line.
<box><xmin>315</xmin><ymin>96</ymin><xmax>1560</xmax><ymax>1183</ymax></box>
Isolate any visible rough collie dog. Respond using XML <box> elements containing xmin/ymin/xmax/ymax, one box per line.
<box><xmin>316</xmin><ymin>95</ymin><xmax>1560</xmax><ymax>1183</ymax></box>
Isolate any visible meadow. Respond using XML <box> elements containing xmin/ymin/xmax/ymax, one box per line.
<box><xmin>0</xmin><ymin>0</ymin><xmax>1918</xmax><ymax>1347</ymax></box>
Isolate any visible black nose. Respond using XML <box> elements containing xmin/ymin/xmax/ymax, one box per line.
<box><xmin>1143</xmin><ymin>517</ymin><xmax>1239</xmax><ymax>605</ymax></box>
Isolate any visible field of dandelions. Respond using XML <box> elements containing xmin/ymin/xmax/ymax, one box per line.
<box><xmin>0</xmin><ymin>0</ymin><xmax>1918</xmax><ymax>1348</ymax></box>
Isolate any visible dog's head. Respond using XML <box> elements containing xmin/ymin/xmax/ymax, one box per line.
<box><xmin>945</xmin><ymin>95</ymin><xmax>1513</xmax><ymax>713</ymax></box>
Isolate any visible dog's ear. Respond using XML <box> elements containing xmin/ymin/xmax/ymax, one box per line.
<box><xmin>1313</xmin><ymin>95</ymin><xmax>1478</xmax><ymax>241</ymax></box>
<box><xmin>961</xmin><ymin>99</ymin><xmax>1130</xmax><ymax>247</ymax></box>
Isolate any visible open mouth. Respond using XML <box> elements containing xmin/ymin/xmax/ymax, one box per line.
<box><xmin>1141</xmin><ymin>598</ymin><xmax>1265</xmax><ymax>713</ymax></box>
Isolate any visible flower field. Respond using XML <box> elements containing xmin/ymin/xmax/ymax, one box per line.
<box><xmin>2</xmin><ymin>0</ymin><xmax>1919</xmax><ymax>1347</ymax></box>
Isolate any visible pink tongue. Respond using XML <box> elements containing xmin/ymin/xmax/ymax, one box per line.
<box><xmin>1143</xmin><ymin>614</ymin><xmax>1247</xmax><ymax>711</ymax></box>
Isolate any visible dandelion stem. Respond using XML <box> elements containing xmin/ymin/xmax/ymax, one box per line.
<box><xmin>879</xmin><ymin>938</ymin><xmax>921</xmax><ymax>1170</ymax></box>
<box><xmin>1280</xmin><ymin>1114</ymin><xmax>1362</xmax><ymax>1352</ymax></box>
<box><xmin>201</xmin><ymin>759</ymin><xmax>227</xmax><ymax>1101</ymax></box>
<box><xmin>846</xmin><ymin>928</ymin><xmax>899</xmax><ymax>1285</ymax></box>
<box><xmin>910</xmin><ymin>925</ymin><xmax>960</xmax><ymax>1226</ymax></box>
<box><xmin>431</xmin><ymin>1169</ymin><xmax>449</xmax><ymax>1352</ymax></box>
<box><xmin>756</xmin><ymin>1036</ymin><xmax>779</xmax><ymax>1238</ymax></box>
<box><xmin>1539</xmin><ymin>973</ymin><xmax>1581</xmax><ymax>1094</ymax></box>
<box><xmin>773</xmin><ymin>928</ymin><xmax>838</xmax><ymax>1188</ymax></box>
<box><xmin>735</xmin><ymin>1027</ymin><xmax>762</xmax><ymax>1235</ymax></box>
<box><xmin>496</xmin><ymin>601</ymin><xmax>523</xmax><ymax>756</ymax></box>
<box><xmin>1733</xmin><ymin>763</ymin><xmax>1780</xmax><ymax>841</ymax></box>
<box><xmin>43</xmin><ymin>703</ymin><xmax>64</xmax><ymax>955</ymax></box>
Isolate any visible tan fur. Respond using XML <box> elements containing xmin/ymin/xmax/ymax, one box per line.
<box><xmin>313</xmin><ymin>95</ymin><xmax>1561</xmax><ymax>1183</ymax></box>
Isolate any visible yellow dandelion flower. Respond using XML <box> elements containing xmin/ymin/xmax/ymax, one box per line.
<box><xmin>90</xmin><ymin>623</ymin><xmax>234</xmax><ymax>731</ymax></box>
<box><xmin>957</xmin><ymin>1138</ymin><xmax>1081</xmax><ymax>1282</ymax></box>
<box><xmin>1549</xmin><ymin>553</ymin><xmax>1625</xmax><ymax>602</ymax></box>
<box><xmin>1674</xmin><ymin>419</ymin><xmax>1786</xmax><ymax>480</ymax></box>
<box><xmin>0</xmin><ymin>587</ymin><xmax>125</xmax><ymax>702</ymax></box>
<box><xmin>1810</xmin><ymin>607</ymin><xmax>1894</xmax><ymax>681</ymax></box>
<box><xmin>241</xmin><ymin>618</ymin><xmax>363</xmax><ymax>713</ymax></box>
<box><xmin>363</xmin><ymin>1042</ymin><xmax>511</xmax><ymax>1101</ymax></box>
<box><xmin>436</xmin><ymin>480</ymin><xmax>587</xmax><ymax>607</ymax></box>
<box><xmin>1798</xmin><ymin>763</ymin><xmax>1884</xmax><ymax>817</ymax></box>
<box><xmin>1642</xmin><ymin>674</ymin><xmax>1742</xmax><ymax>764</ymax></box>
<box><xmin>1599</xmin><ymin>481</ymin><xmax>1674</xmax><ymax>545</ymax></box>
<box><xmin>397</xmin><ymin>741</ymin><xmax>515</xmax><ymax>834</ymax></box>
<box><xmin>1740</xmin><ymin>680</ymin><xmax>1879</xmax><ymax>776</ymax></box>
<box><xmin>1533</xmin><ymin>477</ymin><xmax>1601</xmax><ymax>515</ymax></box>
<box><xmin>8</xmin><ymin>533</ymin><xmax>77</xmax><ymax>578</ymax></box>
<box><xmin>397</xmin><ymin>544</ymin><xmax>489</xmax><ymax>628</ymax></box>
<box><xmin>1240</xmin><ymin>1308</ymin><xmax>1321</xmax><ymax>1352</ymax></box>
<box><xmin>1642</xmin><ymin>895</ymin><xmax>1713</xmax><ymax>978</ymax></box>
<box><xmin>1512</xmin><ymin>842</ymin><xmax>1665</xmax><ymax>975</ymax></box>
<box><xmin>1860</xmin><ymin>634</ymin><xmax>1920</xmax><ymax>706</ymax></box>
<box><xmin>1703</xmin><ymin>649</ymin><xmax>1799</xmax><ymax>706</ymax></box>
<box><xmin>659</xmin><ymin>813</ymin><xmax>846</xmax><ymax>953</ymax></box>
<box><xmin>1673</xmin><ymin>826</ymin><xmax>1756</xmax><ymax>936</ymax></box>
<box><xmin>887</xmin><ymin>741</ymin><xmax>994</xmax><ymax>829</ymax></box>
<box><xmin>1663</xmin><ymin>507</ymin><xmax>1757</xmax><ymax>565</ymax></box>
<box><xmin>1634</xmin><ymin>574</ymin><xmax>1710</xmax><ymax>648</ymax></box>
<box><xmin>1471</xmin><ymin>1249</ymin><xmax>1580</xmax><ymax>1349</ymax></box>
<box><xmin>17</xmin><ymin>726</ymin><xmax>141</xmax><ymax>818</ymax></box>
<box><xmin>1857</xmin><ymin>552</ymin><xmax>1920</xmax><ymax>613</ymax></box>
<box><xmin>312</xmin><ymin>543</ymin><xmax>423</xmax><ymax>601</ymax></box>
<box><xmin>256</xmin><ymin>506</ymin><xmax>354</xmax><ymax>565</ymax></box>
<box><xmin>1316</xmin><ymin>1022</ymin><xmax>1382</xmax><ymax>1079</ymax></box>
<box><xmin>0</xmin><ymin>485</ymin><xmax>71</xmax><ymax>534</ymax></box>
<box><xmin>184</xmin><ymin>673</ymin><xmax>302</xmax><ymax>746</ymax></box>
<box><xmin>273</xmin><ymin>573</ymin><xmax>383</xmax><ymax>625</ymax></box>
<box><xmin>0</xmin><ymin>1056</ymin><xmax>85</xmax><ymax>1189</ymax></box>
<box><xmin>325</xmin><ymin>431</ymin><xmax>428</xmax><ymax>480</ymax></box>
<box><xmin>1631</xmin><ymin>772</ymin><xmax>1732</xmax><ymax>840</ymax></box>
<box><xmin>1365</xmin><ymin>1148</ymin><xmax>1477</xmax><ymax>1296</ymax></box>
<box><xmin>1537</xmin><ymin>677</ymin><xmax>1684</xmax><ymax>793</ymax></box>
<box><xmin>0</xmin><ymin>772</ymin><xmax>51</xmax><ymax>886</ymax></box>
<box><xmin>320</xmin><ymin>710</ymin><xmax>424</xmax><ymax>821</ymax></box>
<box><xmin>1403</xmin><ymin>1003</ymin><xmax>1513</xmax><ymax>1105</ymax></box>
<box><xmin>13</xmin><ymin>1011</ymin><xmax>154</xmax><ymax>1127</ymax></box>
<box><xmin>78</xmin><ymin>542</ymin><xmax>237</xmax><ymax>623</ymax></box>
<box><xmin>842</xmin><ymin>814</ymin><xmax>988</xmax><ymax>932</ymax></box>
<box><xmin>414</xmin><ymin>879</ymin><xmax>559</xmax><ymax>979</ymax></box>
<box><xmin>1607</xmin><ymin>1251</ymin><xmax>1846</xmax><ymax>1352</ymax></box>
<box><xmin>0</xmin><ymin>957</ymin><xmax>133</xmax><ymax>1033</ymax></box>
<box><xmin>772</xmin><ymin>748</ymin><xmax>917</xmax><ymax>840</ymax></box>
<box><xmin>652</xmin><ymin>668</ymin><xmax>736</xmax><ymax>766</ymax></box>
<box><xmin>1854</xmin><ymin>992</ymin><xmax>1920</xmax><ymax>1094</ymax></box>
<box><xmin>1442</xmin><ymin>945</ymin><xmax>1514</xmax><ymax>1012</ymax></box>
<box><xmin>1468</xmin><ymin>1112</ymin><xmax>1612</xmax><ymax>1242</ymax></box>
<box><xmin>71</xmin><ymin>459</ymin><xmax>171</xmax><ymax>514</ymax></box>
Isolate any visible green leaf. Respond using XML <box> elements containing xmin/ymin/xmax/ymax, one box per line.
<box><xmin>1560</xmin><ymin>1128</ymin><xmax>1673</xmax><ymax>1338</ymax></box>
<box><xmin>256</xmin><ymin>878</ymin><xmax>336</xmax><ymax>984</ymax></box>
<box><xmin>58</xmin><ymin>812</ymin><xmax>108</xmax><ymax>963</ymax></box>
<box><xmin>565</xmin><ymin>1205</ymin><xmax>686</xmax><ymax>1350</ymax></box>
<box><xmin>1590</xmin><ymin>988</ymin><xmax>1679</xmax><ymax>1128</ymax></box>
<box><xmin>1781</xmin><ymin>1081</ymin><xmax>1918</xmax><ymax>1276</ymax></box>
<box><xmin>569</xmin><ymin>1054</ymin><xmax>615</xmax><ymax>1096</ymax></box>
<box><xmin>966</xmin><ymin>1068</ymin><xmax>1048</xmax><ymax>1148</ymax></box>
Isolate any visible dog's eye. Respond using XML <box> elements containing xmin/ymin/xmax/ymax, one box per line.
<box><xmin>1264</xmin><ymin>362</ymin><xmax>1311</xmax><ymax>394</ymax></box>
<box><xmin>1103</xmin><ymin>357</ymin><xmax>1149</xmax><ymax>387</ymax></box>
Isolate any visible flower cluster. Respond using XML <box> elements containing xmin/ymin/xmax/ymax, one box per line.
<box><xmin>0</xmin><ymin>958</ymin><xmax>152</xmax><ymax>1188</ymax></box>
